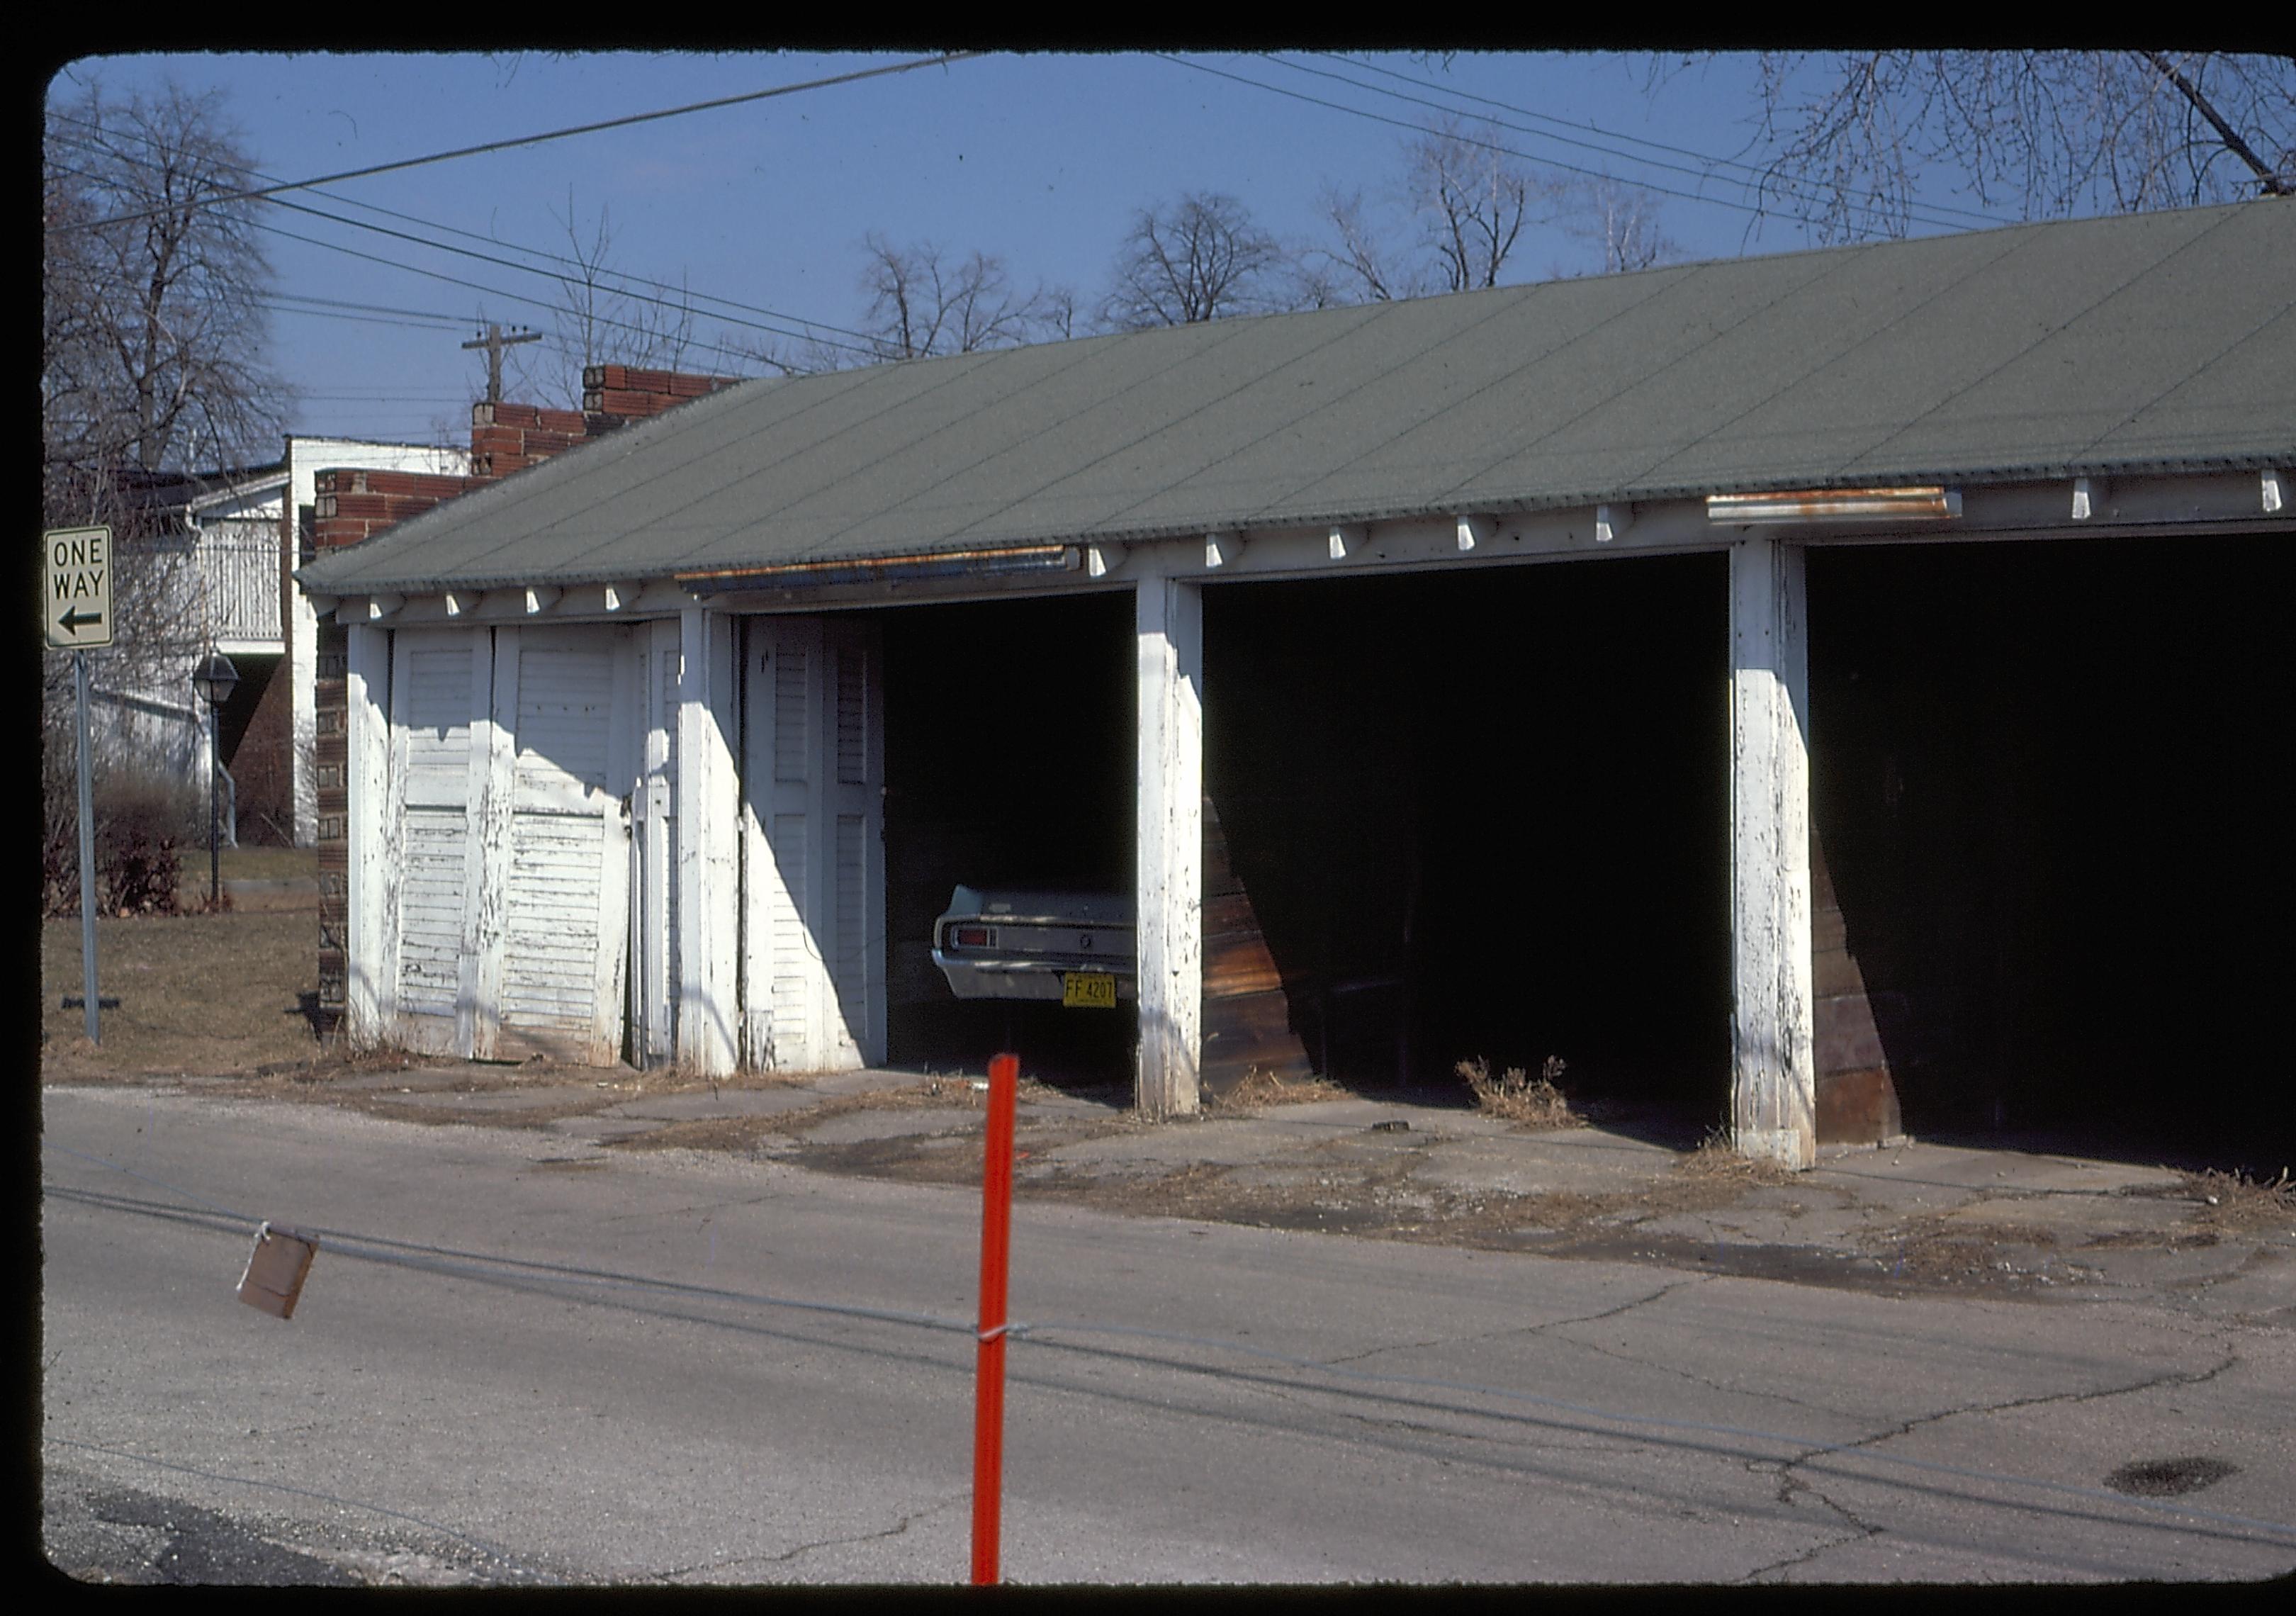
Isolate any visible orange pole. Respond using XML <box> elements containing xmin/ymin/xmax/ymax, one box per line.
<box><xmin>971</xmin><ymin>1051</ymin><xmax>1020</xmax><ymax>1586</ymax></box>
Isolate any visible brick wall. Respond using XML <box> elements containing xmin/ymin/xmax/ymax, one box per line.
<box><xmin>309</xmin><ymin>364</ymin><xmax>739</xmax><ymax>1036</ymax></box>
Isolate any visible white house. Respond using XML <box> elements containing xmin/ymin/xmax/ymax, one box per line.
<box><xmin>88</xmin><ymin>439</ymin><xmax>468</xmax><ymax>846</ymax></box>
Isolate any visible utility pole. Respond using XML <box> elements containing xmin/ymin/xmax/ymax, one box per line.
<box><xmin>461</xmin><ymin>323</ymin><xmax>542</xmax><ymax>405</ymax></box>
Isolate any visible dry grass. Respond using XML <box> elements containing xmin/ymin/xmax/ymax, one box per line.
<box><xmin>40</xmin><ymin>910</ymin><xmax>322</xmax><ymax>1082</ymax></box>
<box><xmin>1676</xmin><ymin>1123</ymin><xmax>1801</xmax><ymax>1185</ymax></box>
<box><xmin>1208</xmin><ymin>1065</ymin><xmax>1347</xmax><ymax>1111</ymax></box>
<box><xmin>1456</xmin><ymin>1056</ymin><xmax>1582</xmax><ymax>1130</ymax></box>
<box><xmin>2185</xmin><ymin>1167</ymin><xmax>2296</xmax><ymax>1232</ymax></box>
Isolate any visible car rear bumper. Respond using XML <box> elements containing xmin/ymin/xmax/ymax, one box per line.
<box><xmin>930</xmin><ymin>953</ymin><xmax>1138</xmax><ymax>1002</ymax></box>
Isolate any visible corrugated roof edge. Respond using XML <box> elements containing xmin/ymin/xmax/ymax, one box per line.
<box><xmin>293</xmin><ymin>449</ymin><xmax>2289</xmax><ymax>598</ymax></box>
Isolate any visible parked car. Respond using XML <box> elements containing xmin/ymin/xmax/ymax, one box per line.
<box><xmin>930</xmin><ymin>886</ymin><xmax>1135</xmax><ymax>1007</ymax></box>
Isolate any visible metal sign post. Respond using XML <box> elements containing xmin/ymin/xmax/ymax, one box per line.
<box><xmin>74</xmin><ymin>649</ymin><xmax>99</xmax><ymax>1043</ymax></box>
<box><xmin>47</xmin><ymin>526</ymin><xmax>114</xmax><ymax>1044</ymax></box>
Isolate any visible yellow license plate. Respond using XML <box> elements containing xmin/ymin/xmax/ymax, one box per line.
<box><xmin>1062</xmin><ymin>972</ymin><xmax>1118</xmax><ymax>1009</ymax></box>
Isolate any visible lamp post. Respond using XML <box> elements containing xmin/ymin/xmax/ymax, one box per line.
<box><xmin>192</xmin><ymin>649</ymin><xmax>239</xmax><ymax>910</ymax></box>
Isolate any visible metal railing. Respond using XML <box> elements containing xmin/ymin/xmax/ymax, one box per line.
<box><xmin>196</xmin><ymin>531</ymin><xmax>282</xmax><ymax>648</ymax></box>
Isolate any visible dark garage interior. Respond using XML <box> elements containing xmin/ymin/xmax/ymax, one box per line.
<box><xmin>880</xmin><ymin>593</ymin><xmax>1138</xmax><ymax>1082</ymax></box>
<box><xmin>872</xmin><ymin>534</ymin><xmax>2287</xmax><ymax>1169</ymax></box>
<box><xmin>1204</xmin><ymin>554</ymin><xmax>1732</xmax><ymax>1123</ymax></box>
<box><xmin>1808</xmin><ymin>534</ymin><xmax>2292</xmax><ymax>1170</ymax></box>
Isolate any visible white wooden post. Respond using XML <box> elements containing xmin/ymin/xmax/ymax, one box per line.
<box><xmin>676</xmin><ymin>606</ymin><xmax>741</xmax><ymax>1074</ymax></box>
<box><xmin>344</xmin><ymin>622</ymin><xmax>393</xmax><ymax>1044</ymax></box>
<box><xmin>470</xmin><ymin>627</ymin><xmax>517</xmax><ymax>1057</ymax></box>
<box><xmin>1135</xmin><ymin>575</ymin><xmax>1204</xmax><ymax>1118</ymax></box>
<box><xmin>636</xmin><ymin>620</ymin><xmax>682</xmax><ymax>1064</ymax></box>
<box><xmin>1728</xmin><ymin>534</ymin><xmax>1816</xmax><ymax>1169</ymax></box>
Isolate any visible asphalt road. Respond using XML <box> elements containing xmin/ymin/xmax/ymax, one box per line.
<box><xmin>38</xmin><ymin>1085</ymin><xmax>2296</xmax><ymax>1585</ymax></box>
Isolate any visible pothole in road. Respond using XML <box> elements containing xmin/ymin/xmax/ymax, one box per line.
<box><xmin>2104</xmin><ymin>1456</ymin><xmax>2239</xmax><ymax>1497</ymax></box>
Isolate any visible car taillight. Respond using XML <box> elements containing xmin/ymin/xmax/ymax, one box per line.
<box><xmin>952</xmin><ymin>926</ymin><xmax>992</xmax><ymax>948</ymax></box>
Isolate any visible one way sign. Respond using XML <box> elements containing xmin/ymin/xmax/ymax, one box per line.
<box><xmin>45</xmin><ymin>526</ymin><xmax>114</xmax><ymax>649</ymax></box>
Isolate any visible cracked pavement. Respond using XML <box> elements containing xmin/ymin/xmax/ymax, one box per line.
<box><xmin>39</xmin><ymin>1070</ymin><xmax>2296</xmax><ymax>1584</ymax></box>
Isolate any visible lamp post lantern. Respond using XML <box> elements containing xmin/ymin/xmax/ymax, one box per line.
<box><xmin>192</xmin><ymin>649</ymin><xmax>239</xmax><ymax>909</ymax></box>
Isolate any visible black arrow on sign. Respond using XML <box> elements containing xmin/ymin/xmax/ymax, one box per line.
<box><xmin>60</xmin><ymin>605</ymin><xmax>104</xmax><ymax>632</ymax></box>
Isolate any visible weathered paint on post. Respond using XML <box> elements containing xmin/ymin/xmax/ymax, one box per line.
<box><xmin>1728</xmin><ymin>535</ymin><xmax>1816</xmax><ymax>1169</ymax></box>
<box><xmin>676</xmin><ymin>606</ymin><xmax>741</xmax><ymax>1075</ymax></box>
<box><xmin>344</xmin><ymin>623</ymin><xmax>395</xmax><ymax>1043</ymax></box>
<box><xmin>1135</xmin><ymin>574</ymin><xmax>1203</xmax><ymax>1118</ymax></box>
<box><xmin>471</xmin><ymin>627</ymin><xmax>517</xmax><ymax>1057</ymax></box>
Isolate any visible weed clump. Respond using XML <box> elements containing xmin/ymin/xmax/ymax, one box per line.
<box><xmin>1210</xmin><ymin>1065</ymin><xmax>1345</xmax><ymax>1111</ymax></box>
<box><xmin>2184</xmin><ymin>1167</ymin><xmax>2296</xmax><ymax>1231</ymax></box>
<box><xmin>1456</xmin><ymin>1055</ymin><xmax>1581</xmax><ymax>1130</ymax></box>
<box><xmin>1678</xmin><ymin>1123</ymin><xmax>1799</xmax><ymax>1184</ymax></box>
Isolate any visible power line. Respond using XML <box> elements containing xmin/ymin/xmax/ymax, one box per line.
<box><xmin>52</xmin><ymin>116</ymin><xmax>880</xmax><ymax>350</ymax></box>
<box><xmin>51</xmin><ymin>118</ymin><xmax>877</xmax><ymax>359</ymax></box>
<box><xmin>258</xmin><ymin>304</ymin><xmax>467</xmax><ymax>334</ymax></box>
<box><xmin>259</xmin><ymin>194</ymin><xmax>877</xmax><ymax>356</ymax></box>
<box><xmin>1319</xmin><ymin>52</ymin><xmax>2008</xmax><ymax>231</ymax></box>
<box><xmin>48</xmin><ymin>53</ymin><xmax>985</xmax><ymax>235</ymax></box>
<box><xmin>1156</xmin><ymin>53</ymin><xmax>1987</xmax><ymax>243</ymax></box>
<box><xmin>1281</xmin><ymin>53</ymin><xmax>2007</xmax><ymax>235</ymax></box>
<box><xmin>242</xmin><ymin>214</ymin><xmax>867</xmax><ymax>367</ymax></box>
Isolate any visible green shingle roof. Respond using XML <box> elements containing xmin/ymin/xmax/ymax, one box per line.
<box><xmin>300</xmin><ymin>200</ymin><xmax>2296</xmax><ymax>596</ymax></box>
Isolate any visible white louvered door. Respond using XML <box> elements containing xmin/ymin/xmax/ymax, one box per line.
<box><xmin>386</xmin><ymin>629</ymin><xmax>490</xmax><ymax>1055</ymax></box>
<box><xmin>743</xmin><ymin>615</ymin><xmax>884</xmax><ymax>1070</ymax></box>
<box><xmin>824</xmin><ymin>621</ymin><xmax>885</xmax><ymax>1065</ymax></box>
<box><xmin>493</xmin><ymin>625</ymin><xmax>633</xmax><ymax>1064</ymax></box>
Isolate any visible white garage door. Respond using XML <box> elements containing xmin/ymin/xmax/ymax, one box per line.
<box><xmin>382</xmin><ymin>624</ymin><xmax>631</xmax><ymax>1063</ymax></box>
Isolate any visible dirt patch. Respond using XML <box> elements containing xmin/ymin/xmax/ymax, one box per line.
<box><xmin>600</xmin><ymin>1074</ymin><xmax>1111</xmax><ymax>1158</ymax></box>
<box><xmin>2082</xmin><ymin>1227</ymin><xmax>2222</xmax><ymax>1252</ymax></box>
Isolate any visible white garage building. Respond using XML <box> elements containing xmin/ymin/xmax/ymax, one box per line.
<box><xmin>298</xmin><ymin>200</ymin><xmax>2295</xmax><ymax>1167</ymax></box>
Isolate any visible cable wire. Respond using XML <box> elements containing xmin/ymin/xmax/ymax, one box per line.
<box><xmin>49</xmin><ymin>118</ymin><xmax>879</xmax><ymax>352</ymax></box>
<box><xmin>1156</xmin><ymin>53</ymin><xmax>1983</xmax><ymax>242</ymax></box>
<box><xmin>48</xmin><ymin>54</ymin><xmax>985</xmax><ymax>235</ymax></box>
<box><xmin>1312</xmin><ymin>52</ymin><xmax>2009</xmax><ymax>230</ymax></box>
<box><xmin>1268</xmin><ymin>52</ymin><xmax>2005</xmax><ymax>235</ymax></box>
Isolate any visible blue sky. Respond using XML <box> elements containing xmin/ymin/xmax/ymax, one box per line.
<box><xmin>47</xmin><ymin>50</ymin><xmax>2021</xmax><ymax>452</ymax></box>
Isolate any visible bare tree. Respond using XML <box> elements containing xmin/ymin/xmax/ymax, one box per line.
<box><xmin>1407</xmin><ymin>118</ymin><xmax>1548</xmax><ymax>291</ymax></box>
<box><xmin>1312</xmin><ymin>120</ymin><xmax>1578</xmax><ymax>299</ymax></box>
<box><xmin>1101</xmin><ymin>193</ymin><xmax>1295</xmax><ymax>328</ymax></box>
<box><xmin>43</xmin><ymin>77</ymin><xmax>278</xmax><ymax>843</ymax></box>
<box><xmin>1560</xmin><ymin>175</ymin><xmax>1682</xmax><ymax>274</ymax></box>
<box><xmin>1312</xmin><ymin>184</ymin><xmax>1424</xmax><ymax>303</ymax></box>
<box><xmin>43</xmin><ymin>77</ymin><xmax>282</xmax><ymax>495</ymax></box>
<box><xmin>503</xmin><ymin>190</ymin><xmax>701</xmax><ymax>406</ymax></box>
<box><xmin>1698</xmin><ymin>51</ymin><xmax>2296</xmax><ymax>243</ymax></box>
<box><xmin>856</xmin><ymin>233</ymin><xmax>1073</xmax><ymax>359</ymax></box>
